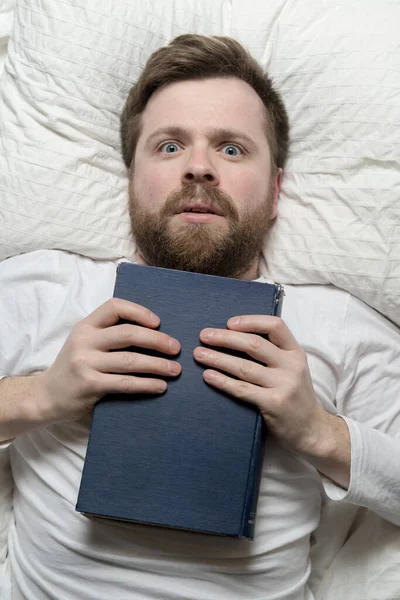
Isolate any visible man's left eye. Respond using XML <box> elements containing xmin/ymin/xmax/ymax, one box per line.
<box><xmin>221</xmin><ymin>145</ymin><xmax>242</xmax><ymax>157</ymax></box>
<box><xmin>160</xmin><ymin>142</ymin><xmax>181</xmax><ymax>154</ymax></box>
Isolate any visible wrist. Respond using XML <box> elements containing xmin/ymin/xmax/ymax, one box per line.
<box><xmin>298</xmin><ymin>407</ymin><xmax>351</xmax><ymax>489</ymax></box>
<box><xmin>0</xmin><ymin>373</ymin><xmax>51</xmax><ymax>441</ymax></box>
<box><xmin>290</xmin><ymin>406</ymin><xmax>327</xmax><ymax>457</ymax></box>
<box><xmin>13</xmin><ymin>372</ymin><xmax>55</xmax><ymax>431</ymax></box>
<box><xmin>28</xmin><ymin>371</ymin><xmax>57</xmax><ymax>427</ymax></box>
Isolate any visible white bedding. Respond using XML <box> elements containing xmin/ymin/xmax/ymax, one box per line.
<box><xmin>0</xmin><ymin>1</ymin><xmax>14</xmax><ymax>76</ymax></box>
<box><xmin>0</xmin><ymin>0</ymin><xmax>399</xmax><ymax>325</ymax></box>
<box><xmin>0</xmin><ymin>1</ymin><xmax>399</xmax><ymax>598</ymax></box>
<box><xmin>0</xmin><ymin>5</ymin><xmax>16</xmax><ymax>596</ymax></box>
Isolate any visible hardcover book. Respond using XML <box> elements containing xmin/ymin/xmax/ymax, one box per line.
<box><xmin>76</xmin><ymin>263</ymin><xmax>284</xmax><ymax>540</ymax></box>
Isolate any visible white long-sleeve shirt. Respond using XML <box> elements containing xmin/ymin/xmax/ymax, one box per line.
<box><xmin>0</xmin><ymin>249</ymin><xmax>399</xmax><ymax>600</ymax></box>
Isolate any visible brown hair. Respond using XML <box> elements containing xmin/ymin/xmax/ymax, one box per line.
<box><xmin>120</xmin><ymin>34</ymin><xmax>289</xmax><ymax>171</ymax></box>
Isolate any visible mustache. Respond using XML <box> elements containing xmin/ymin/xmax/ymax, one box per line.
<box><xmin>161</xmin><ymin>183</ymin><xmax>238</xmax><ymax>221</ymax></box>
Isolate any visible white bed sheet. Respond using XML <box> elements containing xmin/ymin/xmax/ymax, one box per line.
<box><xmin>0</xmin><ymin>7</ymin><xmax>16</xmax><ymax>598</ymax></box>
<box><xmin>0</xmin><ymin>2</ymin><xmax>399</xmax><ymax>599</ymax></box>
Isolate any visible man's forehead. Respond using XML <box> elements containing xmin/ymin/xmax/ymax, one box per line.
<box><xmin>139</xmin><ymin>77</ymin><xmax>268</xmax><ymax>143</ymax></box>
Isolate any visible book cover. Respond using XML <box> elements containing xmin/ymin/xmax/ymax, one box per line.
<box><xmin>76</xmin><ymin>264</ymin><xmax>284</xmax><ymax>540</ymax></box>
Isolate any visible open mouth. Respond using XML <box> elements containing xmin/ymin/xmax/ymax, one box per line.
<box><xmin>182</xmin><ymin>208</ymin><xmax>217</xmax><ymax>214</ymax></box>
<box><xmin>178</xmin><ymin>203</ymin><xmax>222</xmax><ymax>216</ymax></box>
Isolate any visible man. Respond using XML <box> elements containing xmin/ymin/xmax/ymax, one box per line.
<box><xmin>0</xmin><ymin>35</ymin><xmax>399</xmax><ymax>600</ymax></box>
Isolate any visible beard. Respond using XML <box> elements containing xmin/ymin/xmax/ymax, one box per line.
<box><xmin>128</xmin><ymin>182</ymin><xmax>275</xmax><ymax>279</ymax></box>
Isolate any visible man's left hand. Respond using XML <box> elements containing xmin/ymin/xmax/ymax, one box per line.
<box><xmin>193</xmin><ymin>315</ymin><xmax>349</xmax><ymax>473</ymax></box>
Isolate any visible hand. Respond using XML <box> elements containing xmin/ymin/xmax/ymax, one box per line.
<box><xmin>193</xmin><ymin>315</ymin><xmax>329</xmax><ymax>456</ymax></box>
<box><xmin>37</xmin><ymin>298</ymin><xmax>181</xmax><ymax>426</ymax></box>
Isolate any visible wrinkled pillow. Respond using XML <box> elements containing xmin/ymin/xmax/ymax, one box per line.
<box><xmin>0</xmin><ymin>0</ymin><xmax>399</xmax><ymax>325</ymax></box>
<box><xmin>0</xmin><ymin>0</ymin><xmax>15</xmax><ymax>76</ymax></box>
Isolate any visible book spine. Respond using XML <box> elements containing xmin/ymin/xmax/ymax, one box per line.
<box><xmin>239</xmin><ymin>413</ymin><xmax>266</xmax><ymax>540</ymax></box>
<box><xmin>273</xmin><ymin>283</ymin><xmax>285</xmax><ymax>317</ymax></box>
<box><xmin>239</xmin><ymin>284</ymin><xmax>284</xmax><ymax>539</ymax></box>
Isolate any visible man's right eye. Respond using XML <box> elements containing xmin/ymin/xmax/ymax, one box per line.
<box><xmin>159</xmin><ymin>142</ymin><xmax>181</xmax><ymax>154</ymax></box>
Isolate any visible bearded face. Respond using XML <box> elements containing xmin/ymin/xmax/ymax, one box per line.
<box><xmin>128</xmin><ymin>181</ymin><xmax>276</xmax><ymax>279</ymax></box>
<box><xmin>128</xmin><ymin>77</ymin><xmax>281</xmax><ymax>279</ymax></box>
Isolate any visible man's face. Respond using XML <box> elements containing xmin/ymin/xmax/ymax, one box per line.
<box><xmin>128</xmin><ymin>77</ymin><xmax>281</xmax><ymax>279</ymax></box>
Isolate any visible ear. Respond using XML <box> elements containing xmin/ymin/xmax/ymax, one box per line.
<box><xmin>270</xmin><ymin>167</ymin><xmax>283</xmax><ymax>220</ymax></box>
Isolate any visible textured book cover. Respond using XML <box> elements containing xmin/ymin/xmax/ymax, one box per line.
<box><xmin>76</xmin><ymin>264</ymin><xmax>284</xmax><ymax>540</ymax></box>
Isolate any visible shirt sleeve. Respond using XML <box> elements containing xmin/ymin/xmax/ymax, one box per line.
<box><xmin>0</xmin><ymin>251</ymin><xmax>64</xmax><ymax>446</ymax></box>
<box><xmin>322</xmin><ymin>294</ymin><xmax>400</xmax><ymax>526</ymax></box>
<box><xmin>0</xmin><ymin>252</ymin><xmax>48</xmax><ymax>379</ymax></box>
<box><xmin>0</xmin><ymin>440</ymin><xmax>13</xmax><ymax>599</ymax></box>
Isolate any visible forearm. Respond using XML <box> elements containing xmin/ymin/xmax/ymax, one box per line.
<box><xmin>0</xmin><ymin>374</ymin><xmax>48</xmax><ymax>442</ymax></box>
<box><xmin>299</xmin><ymin>408</ymin><xmax>351</xmax><ymax>490</ymax></box>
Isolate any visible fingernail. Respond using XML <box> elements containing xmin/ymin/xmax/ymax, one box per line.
<box><xmin>229</xmin><ymin>317</ymin><xmax>241</xmax><ymax>326</ymax></box>
<box><xmin>204</xmin><ymin>370</ymin><xmax>221</xmax><ymax>383</ymax></box>
<box><xmin>195</xmin><ymin>348</ymin><xmax>210</xmax><ymax>359</ymax></box>
<box><xmin>202</xmin><ymin>329</ymin><xmax>214</xmax><ymax>340</ymax></box>
<box><xmin>168</xmin><ymin>361</ymin><xmax>181</xmax><ymax>375</ymax></box>
<box><xmin>150</xmin><ymin>312</ymin><xmax>159</xmax><ymax>325</ymax></box>
<box><xmin>169</xmin><ymin>339</ymin><xmax>180</xmax><ymax>353</ymax></box>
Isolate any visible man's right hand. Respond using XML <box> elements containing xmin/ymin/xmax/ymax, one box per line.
<box><xmin>30</xmin><ymin>298</ymin><xmax>182</xmax><ymax>428</ymax></box>
<box><xmin>42</xmin><ymin>298</ymin><xmax>181</xmax><ymax>422</ymax></box>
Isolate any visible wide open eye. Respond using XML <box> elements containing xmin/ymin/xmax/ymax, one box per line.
<box><xmin>159</xmin><ymin>142</ymin><xmax>181</xmax><ymax>154</ymax></box>
<box><xmin>221</xmin><ymin>144</ymin><xmax>242</xmax><ymax>157</ymax></box>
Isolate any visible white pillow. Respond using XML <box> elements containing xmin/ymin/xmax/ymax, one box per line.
<box><xmin>0</xmin><ymin>0</ymin><xmax>399</xmax><ymax>326</ymax></box>
<box><xmin>240</xmin><ymin>1</ymin><xmax>400</xmax><ymax>327</ymax></box>
<box><xmin>0</xmin><ymin>0</ymin><xmax>225</xmax><ymax>261</ymax></box>
<box><xmin>0</xmin><ymin>0</ymin><xmax>15</xmax><ymax>77</ymax></box>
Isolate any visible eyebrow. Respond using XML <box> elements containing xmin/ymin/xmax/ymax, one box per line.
<box><xmin>144</xmin><ymin>126</ymin><xmax>259</xmax><ymax>152</ymax></box>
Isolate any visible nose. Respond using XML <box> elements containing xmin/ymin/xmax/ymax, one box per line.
<box><xmin>181</xmin><ymin>147</ymin><xmax>219</xmax><ymax>186</ymax></box>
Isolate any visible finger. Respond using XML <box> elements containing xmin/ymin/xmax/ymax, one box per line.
<box><xmin>83</xmin><ymin>298</ymin><xmax>160</xmax><ymax>330</ymax></box>
<box><xmin>226</xmin><ymin>315</ymin><xmax>300</xmax><ymax>352</ymax></box>
<box><xmin>96</xmin><ymin>351</ymin><xmax>182</xmax><ymax>377</ymax></box>
<box><xmin>96</xmin><ymin>372</ymin><xmax>168</xmax><ymax>396</ymax></box>
<box><xmin>202</xmin><ymin>370</ymin><xmax>263</xmax><ymax>409</ymax></box>
<box><xmin>200</xmin><ymin>328</ymin><xmax>282</xmax><ymax>367</ymax></box>
<box><xmin>193</xmin><ymin>347</ymin><xmax>276</xmax><ymax>387</ymax></box>
<box><xmin>95</xmin><ymin>323</ymin><xmax>181</xmax><ymax>355</ymax></box>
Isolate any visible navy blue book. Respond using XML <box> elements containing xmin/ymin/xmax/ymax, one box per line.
<box><xmin>76</xmin><ymin>263</ymin><xmax>284</xmax><ymax>540</ymax></box>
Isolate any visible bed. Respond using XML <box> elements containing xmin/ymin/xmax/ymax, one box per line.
<box><xmin>0</xmin><ymin>1</ymin><xmax>399</xmax><ymax>598</ymax></box>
